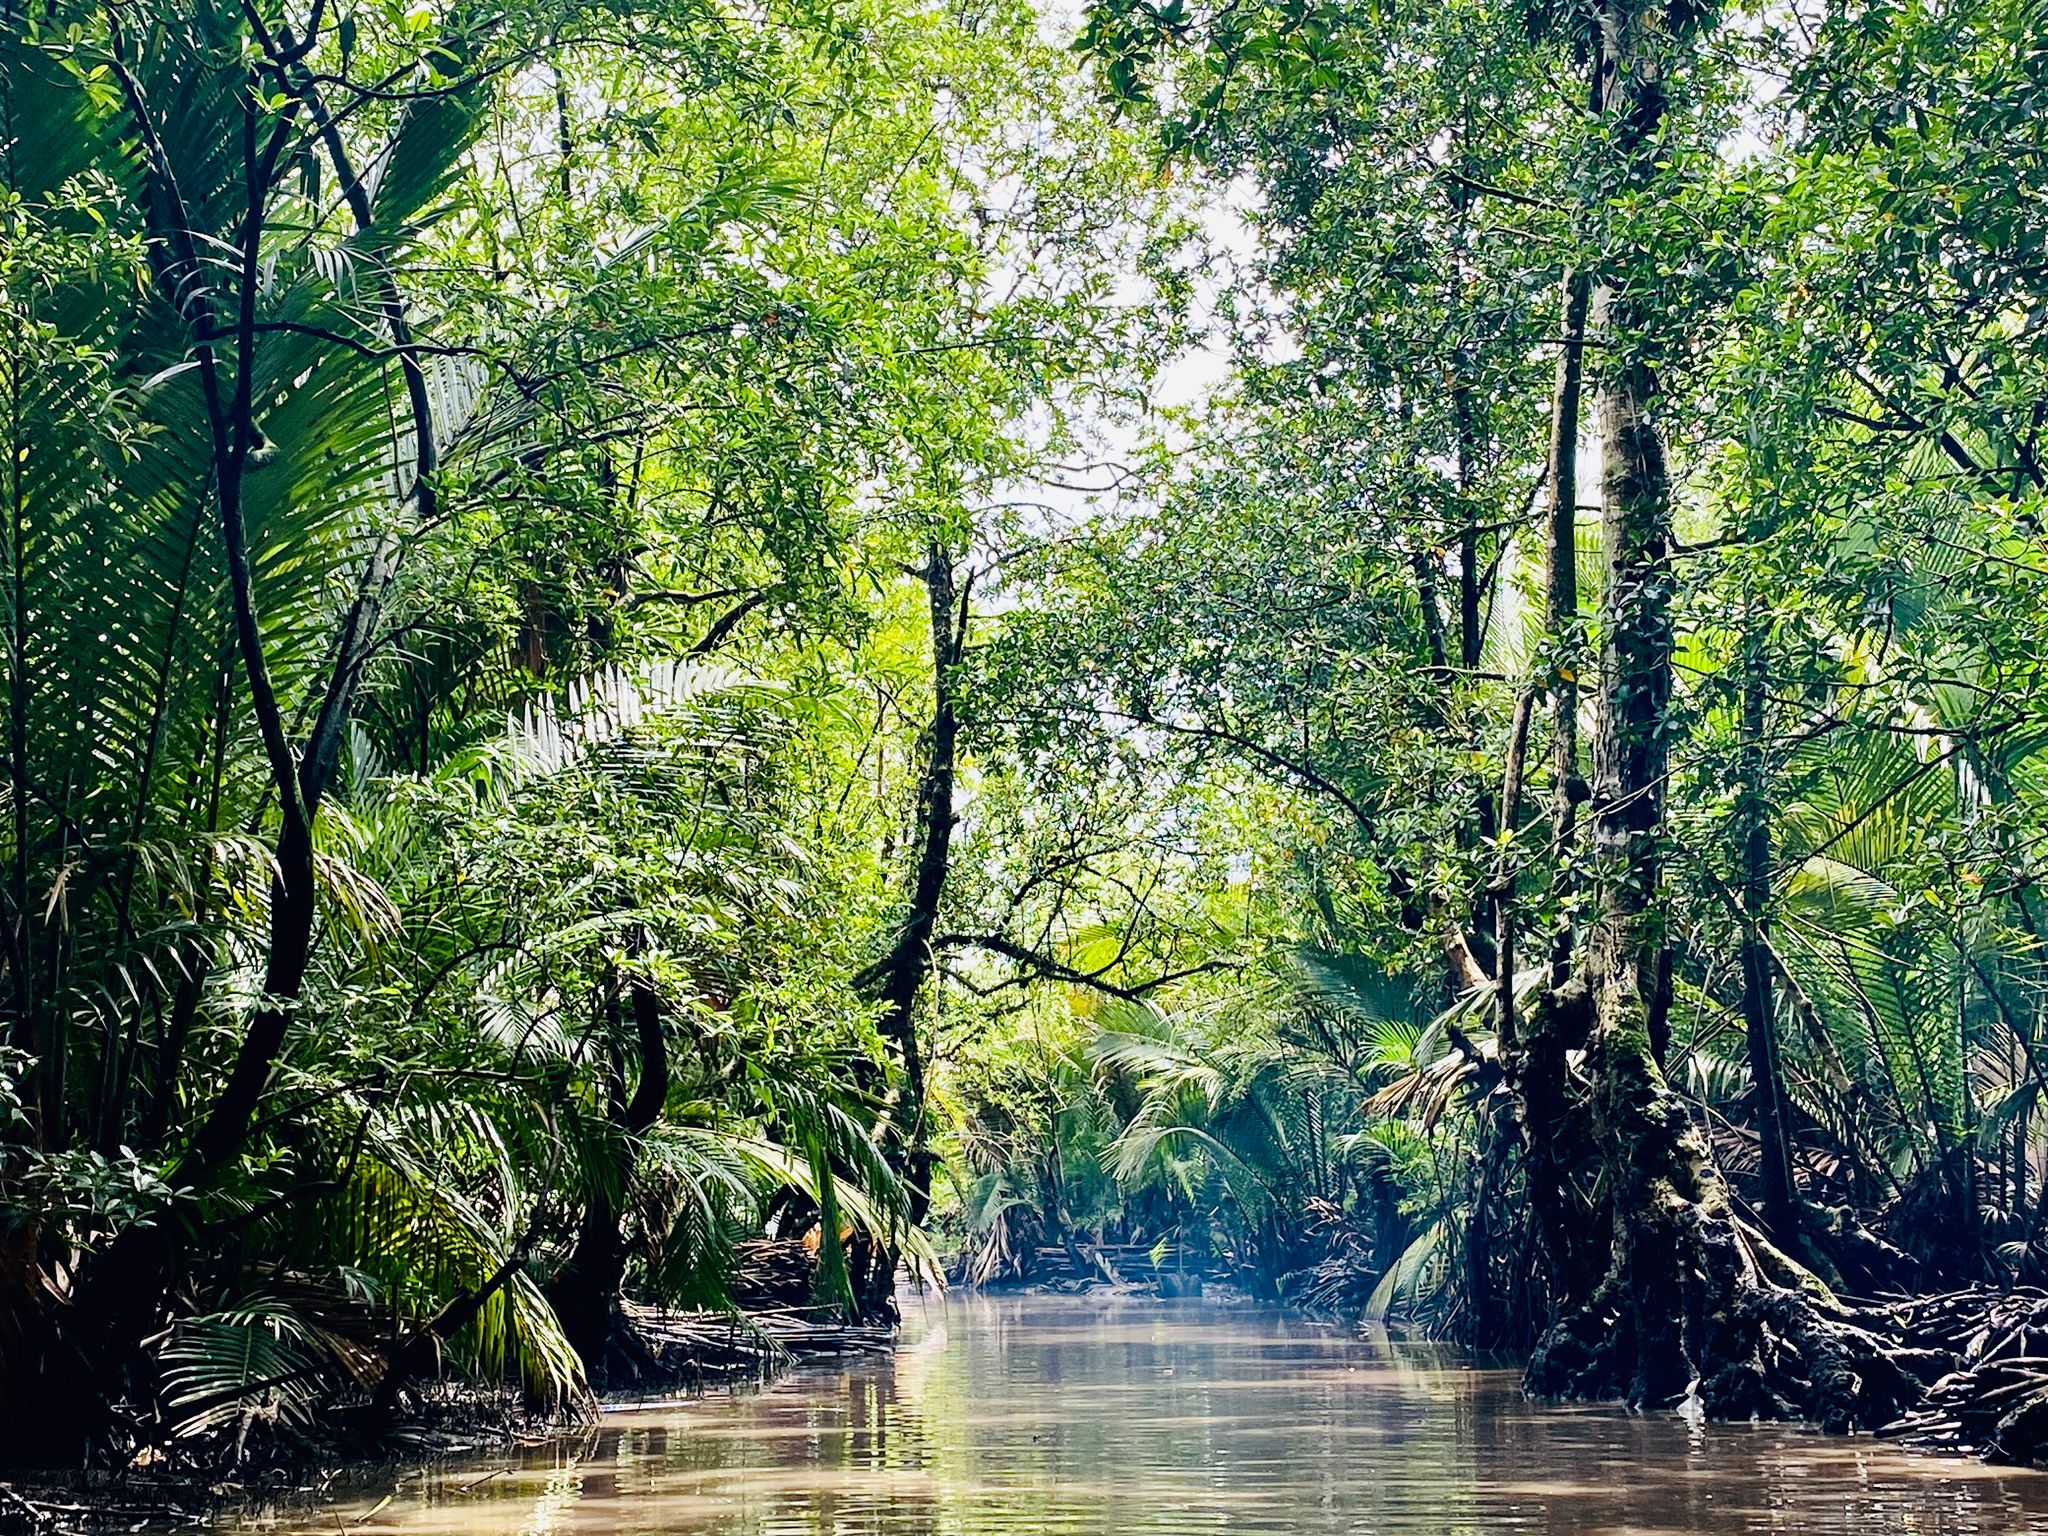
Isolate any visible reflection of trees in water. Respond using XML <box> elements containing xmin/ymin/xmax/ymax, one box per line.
<box><xmin>330</xmin><ymin>1300</ymin><xmax>2048</xmax><ymax>1536</ymax></box>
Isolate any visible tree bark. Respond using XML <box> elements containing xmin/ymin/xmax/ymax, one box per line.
<box><xmin>856</xmin><ymin>545</ymin><xmax>963</xmax><ymax>1313</ymax></box>
<box><xmin>30</xmin><ymin>28</ymin><xmax>459</xmax><ymax>1460</ymax></box>
<box><xmin>184</xmin><ymin>41</ymin><xmax>453</xmax><ymax>1180</ymax></box>
<box><xmin>549</xmin><ymin>962</ymin><xmax>669</xmax><ymax>1383</ymax></box>
<box><xmin>1468</xmin><ymin>689</ymin><xmax>1534</xmax><ymax>1345</ymax></box>
<box><xmin>1511</xmin><ymin>0</ymin><xmax>1919</xmax><ymax>1425</ymax></box>
<box><xmin>1545</xmin><ymin>268</ymin><xmax>1593</xmax><ymax>859</ymax></box>
<box><xmin>1525</xmin><ymin>0</ymin><xmax>1761</xmax><ymax>1409</ymax></box>
<box><xmin>1496</xmin><ymin>257</ymin><xmax>1599</xmax><ymax>1313</ymax></box>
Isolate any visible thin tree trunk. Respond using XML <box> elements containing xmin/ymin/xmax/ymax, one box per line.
<box><xmin>1468</xmin><ymin>689</ymin><xmax>1535</xmax><ymax>1346</ymax></box>
<box><xmin>102</xmin><ymin>31</ymin><xmax>315</xmax><ymax>1186</ymax></box>
<box><xmin>1493</xmin><ymin>691</ymin><xmax>1537</xmax><ymax>1047</ymax></box>
<box><xmin>1546</xmin><ymin>269</ymin><xmax>1593</xmax><ymax>862</ymax></box>
<box><xmin>173</xmin><ymin>40</ymin><xmax>446</xmax><ymax>1179</ymax></box>
<box><xmin>1496</xmin><ymin>257</ymin><xmax>1599</xmax><ymax>1313</ymax></box>
<box><xmin>1410</xmin><ymin>549</ymin><xmax>1450</xmax><ymax>674</ymax></box>
<box><xmin>5</xmin><ymin>211</ymin><xmax>42</xmax><ymax>1146</ymax></box>
<box><xmin>857</xmin><ymin>546</ymin><xmax>963</xmax><ymax>1311</ymax></box>
<box><xmin>878</xmin><ymin>549</ymin><xmax>959</xmax><ymax>1208</ymax></box>
<box><xmin>1738</xmin><ymin>611</ymin><xmax>1798</xmax><ymax>1238</ymax></box>
<box><xmin>1456</xmin><ymin>376</ymin><xmax>1502</xmax><ymax>979</ymax></box>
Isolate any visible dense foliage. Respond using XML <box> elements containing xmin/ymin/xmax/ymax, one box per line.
<box><xmin>6</xmin><ymin>0</ymin><xmax>2048</xmax><ymax>1473</ymax></box>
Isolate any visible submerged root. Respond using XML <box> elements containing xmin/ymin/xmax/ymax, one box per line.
<box><xmin>1875</xmin><ymin>1288</ymin><xmax>2048</xmax><ymax>1463</ymax></box>
<box><xmin>1529</xmin><ymin>1238</ymin><xmax>2048</xmax><ymax>1466</ymax></box>
<box><xmin>1526</xmin><ymin>1194</ymin><xmax>1940</xmax><ymax>1438</ymax></box>
<box><xmin>1694</xmin><ymin>1285</ymin><xmax>1926</xmax><ymax>1432</ymax></box>
<box><xmin>1514</xmin><ymin>944</ymin><xmax>2046</xmax><ymax>1464</ymax></box>
<box><xmin>1529</xmin><ymin>1271</ymin><xmax>1921</xmax><ymax>1431</ymax></box>
<box><xmin>1515</xmin><ymin>952</ymin><xmax>2006</xmax><ymax>1452</ymax></box>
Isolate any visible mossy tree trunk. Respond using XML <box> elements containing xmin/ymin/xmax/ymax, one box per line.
<box><xmin>1511</xmin><ymin>0</ymin><xmax>1933</xmax><ymax>1426</ymax></box>
<box><xmin>1500</xmin><ymin>252</ymin><xmax>1604</xmax><ymax>1318</ymax></box>
<box><xmin>1524</xmin><ymin>0</ymin><xmax>1799</xmax><ymax>1412</ymax></box>
<box><xmin>1526</xmin><ymin>258</ymin><xmax>1759</xmax><ymax>1402</ymax></box>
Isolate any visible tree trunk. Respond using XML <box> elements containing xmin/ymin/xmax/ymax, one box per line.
<box><xmin>1538</xmin><ymin>283</ymin><xmax>1701</xmax><ymax>1401</ymax></box>
<box><xmin>1513</xmin><ymin>0</ymin><xmax>1929</xmax><ymax>1427</ymax></box>
<box><xmin>1545</xmin><ymin>268</ymin><xmax>1592</xmax><ymax>858</ymax></box>
<box><xmin>857</xmin><ymin>544</ymin><xmax>963</xmax><ymax>1314</ymax></box>
<box><xmin>1455</xmin><ymin>375</ymin><xmax>1503</xmax><ymax>979</ymax></box>
<box><xmin>1468</xmin><ymin>691</ymin><xmax>1534</xmax><ymax>1346</ymax></box>
<box><xmin>24</xmin><ymin>45</ymin><xmax>457</xmax><ymax>1460</ymax></box>
<box><xmin>1496</xmin><ymin>257</ymin><xmax>1601</xmax><ymax>1315</ymax></box>
<box><xmin>1738</xmin><ymin>613</ymin><xmax>1798</xmax><ymax>1238</ymax></box>
<box><xmin>1525</xmin><ymin>0</ymin><xmax>1766</xmax><ymax>1410</ymax></box>
<box><xmin>549</xmin><ymin>963</ymin><xmax>668</xmax><ymax>1384</ymax></box>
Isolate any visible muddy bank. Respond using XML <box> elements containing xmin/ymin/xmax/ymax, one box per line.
<box><xmin>0</xmin><ymin>1308</ymin><xmax>898</xmax><ymax>1536</ymax></box>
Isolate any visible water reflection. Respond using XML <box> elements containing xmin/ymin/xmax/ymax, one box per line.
<box><xmin>305</xmin><ymin>1296</ymin><xmax>2048</xmax><ymax>1535</ymax></box>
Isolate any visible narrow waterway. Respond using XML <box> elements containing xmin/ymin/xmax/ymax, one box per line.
<box><xmin>306</xmin><ymin>1295</ymin><xmax>2048</xmax><ymax>1535</ymax></box>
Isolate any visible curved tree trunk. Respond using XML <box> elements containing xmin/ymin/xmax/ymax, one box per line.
<box><xmin>549</xmin><ymin>961</ymin><xmax>668</xmax><ymax>1385</ymax></box>
<box><xmin>852</xmin><ymin>545</ymin><xmax>963</xmax><ymax>1318</ymax></box>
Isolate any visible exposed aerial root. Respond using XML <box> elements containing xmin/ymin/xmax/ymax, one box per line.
<box><xmin>1531</xmin><ymin>1269</ymin><xmax>2048</xmax><ymax>1467</ymax></box>
<box><xmin>1693</xmin><ymin>1284</ymin><xmax>1930</xmax><ymax>1432</ymax></box>
<box><xmin>1875</xmin><ymin>1288</ymin><xmax>2048</xmax><ymax>1463</ymax></box>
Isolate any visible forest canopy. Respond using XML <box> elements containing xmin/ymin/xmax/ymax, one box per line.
<box><xmin>5</xmin><ymin>0</ymin><xmax>2048</xmax><ymax>1475</ymax></box>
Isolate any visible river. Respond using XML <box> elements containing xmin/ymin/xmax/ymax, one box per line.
<box><xmin>304</xmin><ymin>1294</ymin><xmax>2048</xmax><ymax>1535</ymax></box>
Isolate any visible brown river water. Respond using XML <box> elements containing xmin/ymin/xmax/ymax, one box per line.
<box><xmin>291</xmin><ymin>1295</ymin><xmax>2048</xmax><ymax>1535</ymax></box>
